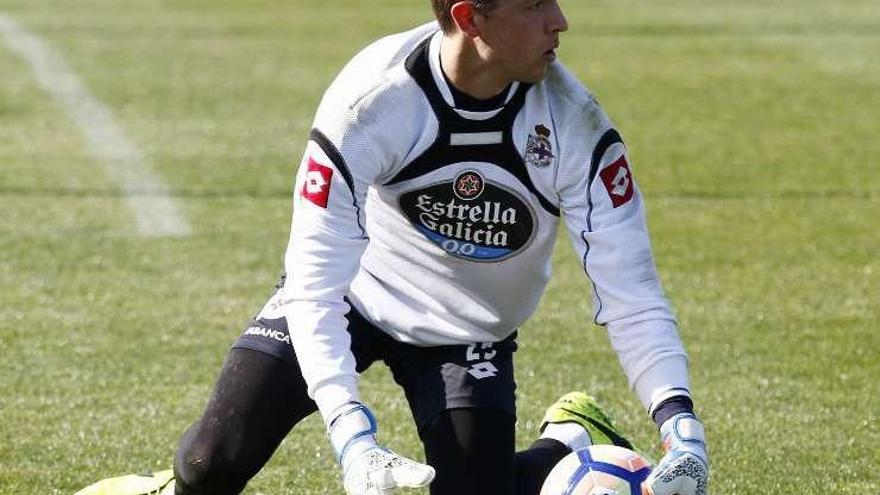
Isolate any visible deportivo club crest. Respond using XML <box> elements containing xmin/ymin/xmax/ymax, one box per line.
<box><xmin>524</xmin><ymin>124</ymin><xmax>554</xmax><ymax>168</ymax></box>
<box><xmin>454</xmin><ymin>170</ymin><xmax>485</xmax><ymax>200</ymax></box>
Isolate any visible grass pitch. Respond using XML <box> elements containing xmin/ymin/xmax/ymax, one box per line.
<box><xmin>1</xmin><ymin>1</ymin><xmax>878</xmax><ymax>493</ymax></box>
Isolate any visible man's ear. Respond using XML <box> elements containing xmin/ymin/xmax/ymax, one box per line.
<box><xmin>450</xmin><ymin>2</ymin><xmax>481</xmax><ymax>38</ymax></box>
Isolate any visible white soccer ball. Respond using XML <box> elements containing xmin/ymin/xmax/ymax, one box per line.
<box><xmin>540</xmin><ymin>444</ymin><xmax>652</xmax><ymax>495</ymax></box>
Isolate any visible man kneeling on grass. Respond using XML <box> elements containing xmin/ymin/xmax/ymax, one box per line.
<box><xmin>79</xmin><ymin>1</ymin><xmax>709</xmax><ymax>494</ymax></box>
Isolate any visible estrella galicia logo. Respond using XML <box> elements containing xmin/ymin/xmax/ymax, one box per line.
<box><xmin>399</xmin><ymin>170</ymin><xmax>535</xmax><ymax>261</ymax></box>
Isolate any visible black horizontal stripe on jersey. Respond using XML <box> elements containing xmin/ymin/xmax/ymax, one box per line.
<box><xmin>585</xmin><ymin>128</ymin><xmax>623</xmax><ymax>232</ymax></box>
<box><xmin>310</xmin><ymin>127</ymin><xmax>367</xmax><ymax>238</ymax></box>
<box><xmin>388</xmin><ymin>36</ymin><xmax>559</xmax><ymax>217</ymax></box>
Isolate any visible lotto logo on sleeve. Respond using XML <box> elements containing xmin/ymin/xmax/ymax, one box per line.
<box><xmin>599</xmin><ymin>155</ymin><xmax>634</xmax><ymax>208</ymax></box>
<box><xmin>301</xmin><ymin>157</ymin><xmax>333</xmax><ymax>208</ymax></box>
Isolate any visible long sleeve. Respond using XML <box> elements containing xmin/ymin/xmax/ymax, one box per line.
<box><xmin>557</xmin><ymin>119</ymin><xmax>691</xmax><ymax>412</ymax></box>
<box><xmin>273</xmin><ymin>25</ymin><xmax>431</xmax><ymax>420</ymax></box>
<box><xmin>280</xmin><ymin>131</ymin><xmax>376</xmax><ymax>419</ymax></box>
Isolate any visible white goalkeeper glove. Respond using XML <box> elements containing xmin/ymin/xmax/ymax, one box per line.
<box><xmin>645</xmin><ymin>412</ymin><xmax>709</xmax><ymax>495</ymax></box>
<box><xmin>327</xmin><ymin>402</ymin><xmax>435</xmax><ymax>495</ymax></box>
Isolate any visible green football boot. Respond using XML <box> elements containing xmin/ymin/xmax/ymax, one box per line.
<box><xmin>74</xmin><ymin>469</ymin><xmax>175</xmax><ymax>495</ymax></box>
<box><xmin>540</xmin><ymin>391</ymin><xmax>636</xmax><ymax>451</ymax></box>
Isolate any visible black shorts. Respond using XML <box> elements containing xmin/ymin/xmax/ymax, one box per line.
<box><xmin>232</xmin><ymin>304</ymin><xmax>518</xmax><ymax>430</ymax></box>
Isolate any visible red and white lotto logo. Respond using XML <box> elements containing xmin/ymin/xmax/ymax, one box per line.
<box><xmin>301</xmin><ymin>157</ymin><xmax>333</xmax><ymax>208</ymax></box>
<box><xmin>599</xmin><ymin>155</ymin><xmax>634</xmax><ymax>208</ymax></box>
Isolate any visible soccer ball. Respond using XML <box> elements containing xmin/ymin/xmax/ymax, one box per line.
<box><xmin>540</xmin><ymin>444</ymin><xmax>652</xmax><ymax>495</ymax></box>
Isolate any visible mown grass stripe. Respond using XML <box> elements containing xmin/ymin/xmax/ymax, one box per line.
<box><xmin>0</xmin><ymin>12</ymin><xmax>190</xmax><ymax>237</ymax></box>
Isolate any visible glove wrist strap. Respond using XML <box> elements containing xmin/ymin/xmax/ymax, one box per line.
<box><xmin>662</xmin><ymin>413</ymin><xmax>706</xmax><ymax>449</ymax></box>
<box><xmin>327</xmin><ymin>402</ymin><xmax>378</xmax><ymax>464</ymax></box>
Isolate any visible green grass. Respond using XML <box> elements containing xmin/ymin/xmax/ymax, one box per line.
<box><xmin>1</xmin><ymin>0</ymin><xmax>878</xmax><ymax>493</ymax></box>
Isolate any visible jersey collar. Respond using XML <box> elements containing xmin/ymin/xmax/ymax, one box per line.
<box><xmin>427</xmin><ymin>31</ymin><xmax>520</xmax><ymax>121</ymax></box>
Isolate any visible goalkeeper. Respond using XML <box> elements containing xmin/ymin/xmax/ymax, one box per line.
<box><xmin>166</xmin><ymin>1</ymin><xmax>710</xmax><ymax>494</ymax></box>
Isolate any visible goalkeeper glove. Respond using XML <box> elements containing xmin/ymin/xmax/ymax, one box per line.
<box><xmin>645</xmin><ymin>412</ymin><xmax>709</xmax><ymax>495</ymax></box>
<box><xmin>327</xmin><ymin>402</ymin><xmax>435</xmax><ymax>495</ymax></box>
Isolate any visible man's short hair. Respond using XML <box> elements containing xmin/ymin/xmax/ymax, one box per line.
<box><xmin>431</xmin><ymin>0</ymin><xmax>499</xmax><ymax>33</ymax></box>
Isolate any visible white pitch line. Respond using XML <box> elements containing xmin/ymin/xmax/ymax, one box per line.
<box><xmin>0</xmin><ymin>13</ymin><xmax>190</xmax><ymax>237</ymax></box>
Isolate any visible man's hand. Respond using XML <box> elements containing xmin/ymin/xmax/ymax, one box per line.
<box><xmin>327</xmin><ymin>402</ymin><xmax>435</xmax><ymax>495</ymax></box>
<box><xmin>343</xmin><ymin>446</ymin><xmax>435</xmax><ymax>495</ymax></box>
<box><xmin>645</xmin><ymin>413</ymin><xmax>709</xmax><ymax>495</ymax></box>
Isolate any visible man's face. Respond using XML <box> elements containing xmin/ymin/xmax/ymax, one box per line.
<box><xmin>474</xmin><ymin>0</ymin><xmax>568</xmax><ymax>83</ymax></box>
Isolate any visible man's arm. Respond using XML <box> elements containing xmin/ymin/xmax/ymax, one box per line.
<box><xmin>558</xmin><ymin>124</ymin><xmax>690</xmax><ymax>411</ymax></box>
<box><xmin>280</xmin><ymin>131</ymin><xmax>433</xmax><ymax>494</ymax></box>
<box><xmin>557</xmin><ymin>121</ymin><xmax>708</xmax><ymax>493</ymax></box>
<box><xmin>282</xmin><ymin>134</ymin><xmax>370</xmax><ymax>417</ymax></box>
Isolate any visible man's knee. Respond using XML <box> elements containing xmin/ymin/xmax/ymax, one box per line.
<box><xmin>173</xmin><ymin>424</ymin><xmax>251</xmax><ymax>495</ymax></box>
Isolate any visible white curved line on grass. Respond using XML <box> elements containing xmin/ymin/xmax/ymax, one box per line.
<box><xmin>0</xmin><ymin>12</ymin><xmax>190</xmax><ymax>237</ymax></box>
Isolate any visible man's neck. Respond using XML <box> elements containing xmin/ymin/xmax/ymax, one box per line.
<box><xmin>439</xmin><ymin>35</ymin><xmax>511</xmax><ymax>100</ymax></box>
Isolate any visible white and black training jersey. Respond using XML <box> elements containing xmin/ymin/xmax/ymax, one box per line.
<box><xmin>261</xmin><ymin>23</ymin><xmax>691</xmax><ymax>418</ymax></box>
